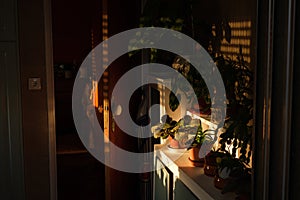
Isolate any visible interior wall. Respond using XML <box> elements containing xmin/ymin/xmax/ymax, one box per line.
<box><xmin>52</xmin><ymin>0</ymin><xmax>102</xmax><ymax>135</ymax></box>
<box><xmin>18</xmin><ymin>0</ymin><xmax>54</xmax><ymax>199</ymax></box>
<box><xmin>106</xmin><ymin>0</ymin><xmax>142</xmax><ymax>199</ymax></box>
<box><xmin>51</xmin><ymin>0</ymin><xmax>102</xmax><ymax>65</ymax></box>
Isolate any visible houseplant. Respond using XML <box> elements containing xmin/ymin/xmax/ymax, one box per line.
<box><xmin>203</xmin><ymin>148</ymin><xmax>228</xmax><ymax>177</ymax></box>
<box><xmin>169</xmin><ymin>55</ymin><xmax>211</xmax><ymax>114</ymax></box>
<box><xmin>215</xmin><ymin>54</ymin><xmax>254</xmax><ymax>165</ymax></box>
<box><xmin>151</xmin><ymin>114</ymin><xmax>200</xmax><ymax>149</ymax></box>
<box><xmin>221</xmin><ymin>167</ymin><xmax>251</xmax><ymax>200</ymax></box>
<box><xmin>214</xmin><ymin>153</ymin><xmax>244</xmax><ymax>189</ymax></box>
<box><xmin>208</xmin><ymin>54</ymin><xmax>253</xmax><ymax>198</ymax></box>
<box><xmin>186</xmin><ymin>122</ymin><xmax>215</xmax><ymax>166</ymax></box>
<box><xmin>213</xmin><ymin>153</ymin><xmax>251</xmax><ymax>199</ymax></box>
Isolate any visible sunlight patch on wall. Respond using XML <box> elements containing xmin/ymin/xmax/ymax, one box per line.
<box><xmin>213</xmin><ymin>20</ymin><xmax>252</xmax><ymax>63</ymax></box>
<box><xmin>102</xmin><ymin>13</ymin><xmax>109</xmax><ymax>140</ymax></box>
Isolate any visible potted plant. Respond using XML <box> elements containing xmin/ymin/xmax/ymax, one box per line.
<box><xmin>206</xmin><ymin>53</ymin><xmax>253</xmax><ymax>197</ymax></box>
<box><xmin>212</xmin><ymin>153</ymin><xmax>251</xmax><ymax>200</ymax></box>
<box><xmin>214</xmin><ymin>153</ymin><xmax>245</xmax><ymax>189</ymax></box>
<box><xmin>222</xmin><ymin>167</ymin><xmax>251</xmax><ymax>200</ymax></box>
<box><xmin>151</xmin><ymin>114</ymin><xmax>199</xmax><ymax>149</ymax></box>
<box><xmin>214</xmin><ymin>55</ymin><xmax>253</xmax><ymax>193</ymax></box>
<box><xmin>186</xmin><ymin>122</ymin><xmax>215</xmax><ymax>167</ymax></box>
<box><xmin>215</xmin><ymin>54</ymin><xmax>254</xmax><ymax>163</ymax></box>
<box><xmin>168</xmin><ymin>55</ymin><xmax>211</xmax><ymax>115</ymax></box>
<box><xmin>151</xmin><ymin>114</ymin><xmax>177</xmax><ymax>139</ymax></box>
<box><xmin>203</xmin><ymin>148</ymin><xmax>227</xmax><ymax>177</ymax></box>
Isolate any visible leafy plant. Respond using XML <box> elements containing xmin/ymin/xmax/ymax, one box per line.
<box><xmin>151</xmin><ymin>114</ymin><xmax>178</xmax><ymax>139</ymax></box>
<box><xmin>219</xmin><ymin>155</ymin><xmax>251</xmax><ymax>198</ymax></box>
<box><xmin>204</xmin><ymin>148</ymin><xmax>228</xmax><ymax>166</ymax></box>
<box><xmin>151</xmin><ymin>114</ymin><xmax>200</xmax><ymax>140</ymax></box>
<box><xmin>218</xmin><ymin>153</ymin><xmax>246</xmax><ymax>173</ymax></box>
<box><xmin>216</xmin><ymin>54</ymin><xmax>254</xmax><ymax>165</ymax></box>
<box><xmin>169</xmin><ymin>56</ymin><xmax>211</xmax><ymax>112</ymax></box>
<box><xmin>187</xmin><ymin>123</ymin><xmax>215</xmax><ymax>150</ymax></box>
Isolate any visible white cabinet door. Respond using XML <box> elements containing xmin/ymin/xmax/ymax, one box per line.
<box><xmin>174</xmin><ymin>179</ymin><xmax>199</xmax><ymax>200</ymax></box>
<box><xmin>154</xmin><ymin>157</ymin><xmax>173</xmax><ymax>200</ymax></box>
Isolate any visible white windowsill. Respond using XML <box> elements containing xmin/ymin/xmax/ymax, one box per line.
<box><xmin>154</xmin><ymin>144</ymin><xmax>236</xmax><ymax>200</ymax></box>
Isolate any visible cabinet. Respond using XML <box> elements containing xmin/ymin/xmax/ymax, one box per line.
<box><xmin>154</xmin><ymin>144</ymin><xmax>236</xmax><ymax>200</ymax></box>
<box><xmin>174</xmin><ymin>179</ymin><xmax>198</xmax><ymax>200</ymax></box>
<box><xmin>154</xmin><ymin>156</ymin><xmax>199</xmax><ymax>200</ymax></box>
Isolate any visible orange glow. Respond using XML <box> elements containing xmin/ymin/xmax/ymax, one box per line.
<box><xmin>212</xmin><ymin>20</ymin><xmax>252</xmax><ymax>63</ymax></box>
<box><xmin>92</xmin><ymin>80</ymin><xmax>98</xmax><ymax>107</ymax></box>
<box><xmin>102</xmin><ymin>11</ymin><xmax>109</xmax><ymax>141</ymax></box>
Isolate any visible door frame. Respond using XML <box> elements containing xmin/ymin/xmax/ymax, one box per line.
<box><xmin>254</xmin><ymin>0</ymin><xmax>296</xmax><ymax>199</ymax></box>
<box><xmin>44</xmin><ymin>0</ymin><xmax>57</xmax><ymax>199</ymax></box>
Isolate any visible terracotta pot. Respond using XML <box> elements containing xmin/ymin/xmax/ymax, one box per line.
<box><xmin>169</xmin><ymin>137</ymin><xmax>180</xmax><ymax>149</ymax></box>
<box><xmin>204</xmin><ymin>163</ymin><xmax>217</xmax><ymax>176</ymax></box>
<box><xmin>214</xmin><ymin>174</ymin><xmax>228</xmax><ymax>190</ymax></box>
<box><xmin>204</xmin><ymin>155</ymin><xmax>218</xmax><ymax>176</ymax></box>
<box><xmin>168</xmin><ymin>134</ymin><xmax>188</xmax><ymax>149</ymax></box>
<box><xmin>188</xmin><ymin>146</ymin><xmax>204</xmax><ymax>167</ymax></box>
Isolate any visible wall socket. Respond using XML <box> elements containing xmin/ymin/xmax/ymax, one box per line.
<box><xmin>28</xmin><ymin>78</ymin><xmax>41</xmax><ymax>90</ymax></box>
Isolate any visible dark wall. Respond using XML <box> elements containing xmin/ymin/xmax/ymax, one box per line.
<box><xmin>52</xmin><ymin>0</ymin><xmax>102</xmax><ymax>65</ymax></box>
<box><xmin>52</xmin><ymin>0</ymin><xmax>103</xmax><ymax>135</ymax></box>
<box><xmin>106</xmin><ymin>0</ymin><xmax>141</xmax><ymax>199</ymax></box>
<box><xmin>52</xmin><ymin>0</ymin><xmax>142</xmax><ymax>199</ymax></box>
<box><xmin>18</xmin><ymin>0</ymin><xmax>54</xmax><ymax>199</ymax></box>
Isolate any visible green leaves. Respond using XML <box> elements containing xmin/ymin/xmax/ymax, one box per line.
<box><xmin>187</xmin><ymin>126</ymin><xmax>215</xmax><ymax>150</ymax></box>
<box><xmin>151</xmin><ymin>114</ymin><xmax>201</xmax><ymax>140</ymax></box>
<box><xmin>217</xmin><ymin>55</ymin><xmax>254</xmax><ymax>165</ymax></box>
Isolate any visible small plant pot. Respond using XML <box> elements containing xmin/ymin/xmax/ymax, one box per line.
<box><xmin>204</xmin><ymin>163</ymin><xmax>217</xmax><ymax>176</ymax></box>
<box><xmin>188</xmin><ymin>146</ymin><xmax>204</xmax><ymax>167</ymax></box>
<box><xmin>214</xmin><ymin>167</ymin><xmax>232</xmax><ymax>190</ymax></box>
<box><xmin>168</xmin><ymin>132</ymin><xmax>189</xmax><ymax>149</ymax></box>
<box><xmin>214</xmin><ymin>174</ymin><xmax>228</xmax><ymax>190</ymax></box>
<box><xmin>204</xmin><ymin>155</ymin><xmax>218</xmax><ymax>176</ymax></box>
<box><xmin>169</xmin><ymin>137</ymin><xmax>180</xmax><ymax>149</ymax></box>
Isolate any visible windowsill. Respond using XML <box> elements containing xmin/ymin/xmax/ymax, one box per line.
<box><xmin>186</xmin><ymin>110</ymin><xmax>218</xmax><ymax>130</ymax></box>
<box><xmin>154</xmin><ymin>144</ymin><xmax>236</xmax><ymax>200</ymax></box>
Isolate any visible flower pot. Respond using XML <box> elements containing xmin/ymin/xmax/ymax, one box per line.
<box><xmin>175</xmin><ymin>131</ymin><xmax>189</xmax><ymax>148</ymax></box>
<box><xmin>169</xmin><ymin>137</ymin><xmax>180</xmax><ymax>149</ymax></box>
<box><xmin>214</xmin><ymin>174</ymin><xmax>228</xmax><ymax>190</ymax></box>
<box><xmin>204</xmin><ymin>154</ymin><xmax>218</xmax><ymax>176</ymax></box>
<box><xmin>204</xmin><ymin>163</ymin><xmax>217</xmax><ymax>176</ymax></box>
<box><xmin>188</xmin><ymin>146</ymin><xmax>204</xmax><ymax>167</ymax></box>
<box><xmin>168</xmin><ymin>131</ymin><xmax>190</xmax><ymax>149</ymax></box>
<box><xmin>214</xmin><ymin>167</ymin><xmax>233</xmax><ymax>190</ymax></box>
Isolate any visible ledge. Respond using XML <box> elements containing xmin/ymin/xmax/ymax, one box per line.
<box><xmin>154</xmin><ymin>144</ymin><xmax>236</xmax><ymax>200</ymax></box>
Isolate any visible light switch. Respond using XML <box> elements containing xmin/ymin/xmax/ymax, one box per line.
<box><xmin>28</xmin><ymin>78</ymin><xmax>41</xmax><ymax>90</ymax></box>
